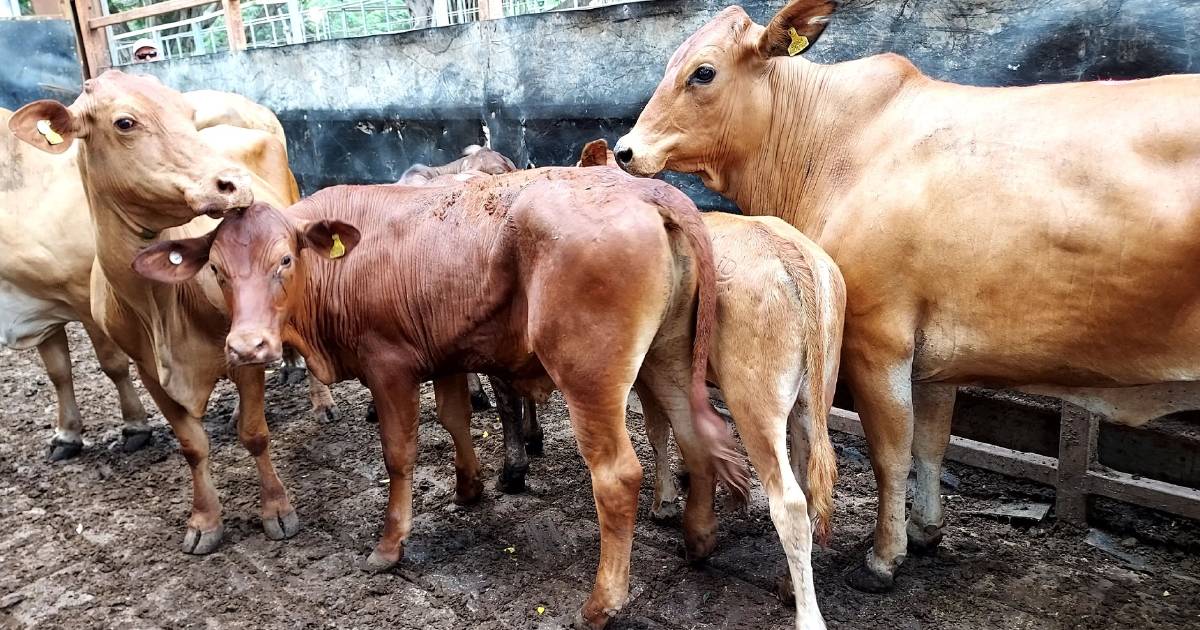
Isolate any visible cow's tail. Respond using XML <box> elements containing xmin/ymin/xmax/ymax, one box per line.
<box><xmin>649</xmin><ymin>185</ymin><xmax>751</xmax><ymax>504</ymax></box>
<box><xmin>755</xmin><ymin>224</ymin><xmax>839</xmax><ymax>544</ymax></box>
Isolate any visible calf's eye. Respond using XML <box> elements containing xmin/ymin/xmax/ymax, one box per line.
<box><xmin>280</xmin><ymin>255</ymin><xmax>293</xmax><ymax>267</ymax></box>
<box><xmin>114</xmin><ymin>118</ymin><xmax>136</xmax><ymax>131</ymax></box>
<box><xmin>690</xmin><ymin>65</ymin><xmax>716</xmax><ymax>85</ymax></box>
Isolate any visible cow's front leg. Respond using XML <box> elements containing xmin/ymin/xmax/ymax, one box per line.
<box><xmin>841</xmin><ymin>331</ymin><xmax>915</xmax><ymax>593</ymax></box>
<box><xmin>229</xmin><ymin>366</ymin><xmax>299</xmax><ymax>541</ymax></box>
<box><xmin>522</xmin><ymin>397</ymin><xmax>544</xmax><ymax>457</ymax></box>
<box><xmin>491</xmin><ymin>376</ymin><xmax>530</xmax><ymax>493</ymax></box>
<box><xmin>137</xmin><ymin>368</ymin><xmax>224</xmax><ymax>554</ymax></box>
<box><xmin>364</xmin><ymin>376</ymin><xmax>420</xmax><ymax>571</ymax></box>
<box><xmin>907</xmin><ymin>383</ymin><xmax>956</xmax><ymax>554</ymax></box>
<box><xmin>433</xmin><ymin>374</ymin><xmax>483</xmax><ymax>505</ymax></box>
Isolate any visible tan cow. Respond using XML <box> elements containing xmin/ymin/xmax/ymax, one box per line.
<box><xmin>1</xmin><ymin>108</ymin><xmax>149</xmax><ymax>459</ymax></box>
<box><xmin>579</xmin><ymin>139</ymin><xmax>844</xmax><ymax>629</ymax></box>
<box><xmin>615</xmin><ymin>0</ymin><xmax>1200</xmax><ymax>592</ymax></box>
<box><xmin>8</xmin><ymin>71</ymin><xmax>329</xmax><ymax>553</ymax></box>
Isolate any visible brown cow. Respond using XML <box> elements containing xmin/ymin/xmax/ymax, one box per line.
<box><xmin>396</xmin><ymin>145</ymin><xmax>517</xmax><ymax>185</ymax></box>
<box><xmin>579</xmin><ymin>139</ymin><xmax>844</xmax><ymax>628</ymax></box>
<box><xmin>615</xmin><ymin>0</ymin><xmax>1200</xmax><ymax>592</ymax></box>
<box><xmin>132</xmin><ymin>168</ymin><xmax>745</xmax><ymax>629</ymax></box>
<box><xmin>8</xmin><ymin>70</ymin><xmax>332</xmax><ymax>553</ymax></box>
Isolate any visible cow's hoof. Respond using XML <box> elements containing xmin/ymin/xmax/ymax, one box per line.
<box><xmin>47</xmin><ymin>438</ymin><xmax>83</xmax><ymax>462</ymax></box>
<box><xmin>573</xmin><ymin>607</ymin><xmax>613</xmax><ymax>630</ymax></box>
<box><xmin>906</xmin><ymin>522</ymin><xmax>945</xmax><ymax>555</ymax></box>
<box><xmin>469</xmin><ymin>391</ymin><xmax>493</xmax><ymax>412</ymax></box>
<box><xmin>181</xmin><ymin>524</ymin><xmax>224</xmax><ymax>555</ymax></box>
<box><xmin>649</xmin><ymin>501</ymin><xmax>680</xmax><ymax>522</ymax></box>
<box><xmin>525</xmin><ymin>436</ymin><xmax>545</xmax><ymax>458</ymax></box>
<box><xmin>313</xmin><ymin>404</ymin><xmax>340</xmax><ymax>423</ymax></box>
<box><xmin>844</xmin><ymin>562</ymin><xmax>895</xmax><ymax>593</ymax></box>
<box><xmin>364</xmin><ymin>402</ymin><xmax>378</xmax><ymax>424</ymax></box>
<box><xmin>363</xmin><ymin>548</ymin><xmax>401</xmax><ymax>573</ymax></box>
<box><xmin>121</xmin><ymin>428</ymin><xmax>152</xmax><ymax>453</ymax></box>
<box><xmin>454</xmin><ymin>475</ymin><xmax>485</xmax><ymax>506</ymax></box>
<box><xmin>684</xmin><ymin>530</ymin><xmax>717</xmax><ymax>564</ymax></box>
<box><xmin>496</xmin><ymin>467</ymin><xmax>528</xmax><ymax>494</ymax></box>
<box><xmin>775</xmin><ymin>574</ymin><xmax>795</xmax><ymax>605</ymax></box>
<box><xmin>262</xmin><ymin>509</ymin><xmax>301</xmax><ymax>541</ymax></box>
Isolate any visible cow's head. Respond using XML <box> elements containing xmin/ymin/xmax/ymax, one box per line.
<box><xmin>8</xmin><ymin>70</ymin><xmax>254</xmax><ymax>232</ymax></box>
<box><xmin>131</xmin><ymin>202</ymin><xmax>360</xmax><ymax>366</ymax></box>
<box><xmin>614</xmin><ymin>1</ymin><xmax>836</xmax><ymax>184</ymax></box>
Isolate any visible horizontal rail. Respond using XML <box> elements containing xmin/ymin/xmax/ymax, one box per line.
<box><xmin>88</xmin><ymin>0</ymin><xmax>215</xmax><ymax>29</ymax></box>
<box><xmin>1088</xmin><ymin>467</ymin><xmax>1200</xmax><ymax>521</ymax></box>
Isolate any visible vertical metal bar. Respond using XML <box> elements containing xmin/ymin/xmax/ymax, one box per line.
<box><xmin>1056</xmin><ymin>402</ymin><xmax>1099</xmax><ymax>526</ymax></box>
<box><xmin>286</xmin><ymin>0</ymin><xmax>304</xmax><ymax>43</ymax></box>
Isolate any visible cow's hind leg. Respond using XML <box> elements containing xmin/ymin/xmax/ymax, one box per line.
<box><xmin>491</xmin><ymin>375</ymin><xmax>530</xmax><ymax>493</ymax></box>
<box><xmin>229</xmin><ymin>366</ymin><xmax>299</xmax><ymax>541</ymax></box>
<box><xmin>907</xmin><ymin>383</ymin><xmax>956</xmax><ymax>554</ymax></box>
<box><xmin>522</xmin><ymin>397</ymin><xmax>544</xmax><ymax>457</ymax></box>
<box><xmin>308</xmin><ymin>373</ymin><xmax>339</xmax><ymax>423</ymax></box>
<box><xmin>634</xmin><ymin>382</ymin><xmax>680</xmax><ymax>522</ymax></box>
<box><xmin>433</xmin><ymin>374</ymin><xmax>483</xmax><ymax>505</ymax></box>
<box><xmin>467</xmin><ymin>373</ymin><xmax>492</xmax><ymax>411</ymax></box>
<box><xmin>137</xmin><ymin>368</ymin><xmax>224</xmax><ymax>554</ymax></box>
<box><xmin>81</xmin><ymin>319</ymin><xmax>151</xmax><ymax>452</ymax></box>
<box><xmin>726</xmin><ymin>384</ymin><xmax>825</xmax><ymax>630</ymax></box>
<box><xmin>38</xmin><ymin>326</ymin><xmax>84</xmax><ymax>461</ymax></box>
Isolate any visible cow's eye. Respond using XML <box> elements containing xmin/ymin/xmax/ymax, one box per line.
<box><xmin>280</xmin><ymin>255</ymin><xmax>293</xmax><ymax>268</ymax></box>
<box><xmin>689</xmin><ymin>65</ymin><xmax>716</xmax><ymax>85</ymax></box>
<box><xmin>114</xmin><ymin>118</ymin><xmax>136</xmax><ymax>131</ymax></box>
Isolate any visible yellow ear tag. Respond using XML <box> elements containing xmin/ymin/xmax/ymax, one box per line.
<box><xmin>787</xmin><ymin>28</ymin><xmax>809</xmax><ymax>57</ymax></box>
<box><xmin>329</xmin><ymin>233</ymin><xmax>346</xmax><ymax>259</ymax></box>
<box><xmin>36</xmin><ymin>119</ymin><xmax>63</xmax><ymax>146</ymax></box>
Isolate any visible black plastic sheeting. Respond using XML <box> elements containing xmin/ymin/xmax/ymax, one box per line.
<box><xmin>0</xmin><ymin>19</ymin><xmax>81</xmax><ymax>109</ymax></box>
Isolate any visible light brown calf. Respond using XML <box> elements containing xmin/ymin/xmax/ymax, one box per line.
<box><xmin>616</xmin><ymin>0</ymin><xmax>1200</xmax><ymax>591</ymax></box>
<box><xmin>132</xmin><ymin>168</ymin><xmax>745</xmax><ymax>629</ymax></box>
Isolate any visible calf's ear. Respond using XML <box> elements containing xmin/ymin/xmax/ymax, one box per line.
<box><xmin>757</xmin><ymin>0</ymin><xmax>837</xmax><ymax>59</ymax></box>
<box><xmin>299</xmin><ymin>220</ymin><xmax>361</xmax><ymax>260</ymax></box>
<box><xmin>8</xmin><ymin>100</ymin><xmax>84</xmax><ymax>154</ymax></box>
<box><xmin>132</xmin><ymin>234</ymin><xmax>215</xmax><ymax>284</ymax></box>
<box><xmin>579</xmin><ymin>139</ymin><xmax>613</xmax><ymax>167</ymax></box>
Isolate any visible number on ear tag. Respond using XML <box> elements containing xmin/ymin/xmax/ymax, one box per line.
<box><xmin>36</xmin><ymin>119</ymin><xmax>63</xmax><ymax>146</ymax></box>
<box><xmin>787</xmin><ymin>28</ymin><xmax>809</xmax><ymax>56</ymax></box>
<box><xmin>329</xmin><ymin>234</ymin><xmax>346</xmax><ymax>259</ymax></box>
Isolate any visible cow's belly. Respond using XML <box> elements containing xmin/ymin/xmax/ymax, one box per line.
<box><xmin>0</xmin><ymin>279</ymin><xmax>76</xmax><ymax>349</ymax></box>
<box><xmin>1017</xmin><ymin>382</ymin><xmax>1200</xmax><ymax>426</ymax></box>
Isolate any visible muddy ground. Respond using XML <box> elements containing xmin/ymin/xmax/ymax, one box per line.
<box><xmin>1</xmin><ymin>325</ymin><xmax>1198</xmax><ymax>629</ymax></box>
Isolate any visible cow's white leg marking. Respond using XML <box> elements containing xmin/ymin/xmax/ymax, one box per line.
<box><xmin>907</xmin><ymin>383</ymin><xmax>956</xmax><ymax>551</ymax></box>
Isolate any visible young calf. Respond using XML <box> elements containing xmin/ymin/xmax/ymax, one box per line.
<box><xmin>133</xmin><ymin>168</ymin><xmax>746</xmax><ymax>629</ymax></box>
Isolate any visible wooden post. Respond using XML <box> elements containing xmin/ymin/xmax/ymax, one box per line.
<box><xmin>1056</xmin><ymin>402</ymin><xmax>1099</xmax><ymax>526</ymax></box>
<box><xmin>477</xmin><ymin>0</ymin><xmax>503</xmax><ymax>20</ymax></box>
<box><xmin>222</xmin><ymin>0</ymin><xmax>246</xmax><ymax>52</ymax></box>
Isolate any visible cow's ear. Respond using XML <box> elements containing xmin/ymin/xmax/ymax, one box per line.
<box><xmin>299</xmin><ymin>220</ymin><xmax>361</xmax><ymax>260</ymax></box>
<box><xmin>131</xmin><ymin>234</ymin><xmax>215</xmax><ymax>284</ymax></box>
<box><xmin>8</xmin><ymin>100</ymin><xmax>85</xmax><ymax>154</ymax></box>
<box><xmin>757</xmin><ymin>0</ymin><xmax>837</xmax><ymax>59</ymax></box>
<box><xmin>579</xmin><ymin>139</ymin><xmax>613</xmax><ymax>167</ymax></box>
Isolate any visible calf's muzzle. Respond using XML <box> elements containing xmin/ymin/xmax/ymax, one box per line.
<box><xmin>226</xmin><ymin>329</ymin><xmax>282</xmax><ymax>366</ymax></box>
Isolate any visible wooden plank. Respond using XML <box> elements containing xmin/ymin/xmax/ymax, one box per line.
<box><xmin>478</xmin><ymin>0</ymin><xmax>503</xmax><ymax>20</ymax></box>
<box><xmin>1088</xmin><ymin>468</ymin><xmax>1200</xmax><ymax>521</ymax></box>
<box><xmin>59</xmin><ymin>0</ymin><xmax>90</xmax><ymax>81</ymax></box>
<box><xmin>830</xmin><ymin>408</ymin><xmax>1058</xmax><ymax>485</ymax></box>
<box><xmin>87</xmin><ymin>0</ymin><xmax>213</xmax><ymax>29</ymax></box>
<box><xmin>221</xmin><ymin>0</ymin><xmax>246</xmax><ymax>52</ymax></box>
<box><xmin>1056</xmin><ymin>402</ymin><xmax>1099</xmax><ymax>525</ymax></box>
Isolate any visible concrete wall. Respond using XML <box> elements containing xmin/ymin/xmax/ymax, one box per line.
<box><xmin>124</xmin><ymin>0</ymin><xmax>1199</xmax><ymax>202</ymax></box>
<box><xmin>0</xmin><ymin>18</ymin><xmax>82</xmax><ymax>109</ymax></box>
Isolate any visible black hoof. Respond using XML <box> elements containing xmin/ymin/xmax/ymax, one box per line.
<box><xmin>313</xmin><ymin>404</ymin><xmax>340</xmax><ymax>423</ymax></box>
<box><xmin>181</xmin><ymin>524</ymin><xmax>224</xmax><ymax>555</ymax></box>
<box><xmin>121</xmin><ymin>428</ymin><xmax>152</xmax><ymax>453</ymax></box>
<box><xmin>907</xmin><ymin>524</ymin><xmax>945</xmax><ymax>556</ymax></box>
<box><xmin>47</xmin><ymin>438</ymin><xmax>82</xmax><ymax>462</ymax></box>
<box><xmin>496</xmin><ymin>467</ymin><xmax>528</xmax><ymax>494</ymax></box>
<box><xmin>470</xmin><ymin>391</ymin><xmax>493</xmax><ymax>412</ymax></box>
<box><xmin>263</xmin><ymin>510</ymin><xmax>301</xmax><ymax>540</ymax></box>
<box><xmin>365</xmin><ymin>402</ymin><xmax>378</xmax><ymax>423</ymax></box>
<box><xmin>844</xmin><ymin>562</ymin><xmax>895</xmax><ymax>593</ymax></box>
<box><xmin>524</xmin><ymin>436</ymin><xmax>545</xmax><ymax>458</ymax></box>
<box><xmin>775</xmin><ymin>574</ymin><xmax>795</xmax><ymax>605</ymax></box>
<box><xmin>277</xmin><ymin>364</ymin><xmax>308</xmax><ymax>386</ymax></box>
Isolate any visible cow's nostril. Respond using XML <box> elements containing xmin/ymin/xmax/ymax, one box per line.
<box><xmin>253</xmin><ymin>338</ymin><xmax>267</xmax><ymax>351</ymax></box>
<box><xmin>615</xmin><ymin>147</ymin><xmax>633</xmax><ymax>165</ymax></box>
<box><xmin>217</xmin><ymin>178</ymin><xmax>237</xmax><ymax>194</ymax></box>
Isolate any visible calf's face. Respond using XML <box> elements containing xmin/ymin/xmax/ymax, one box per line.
<box><xmin>131</xmin><ymin>202</ymin><xmax>360</xmax><ymax>366</ymax></box>
<box><xmin>8</xmin><ymin>70</ymin><xmax>254</xmax><ymax>231</ymax></box>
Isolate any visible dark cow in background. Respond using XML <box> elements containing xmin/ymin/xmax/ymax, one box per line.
<box><xmin>133</xmin><ymin>168</ymin><xmax>743</xmax><ymax>629</ymax></box>
<box><xmin>616</xmin><ymin>0</ymin><xmax>1200</xmax><ymax>593</ymax></box>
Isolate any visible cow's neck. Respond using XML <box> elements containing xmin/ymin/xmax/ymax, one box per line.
<box><xmin>720</xmin><ymin>54</ymin><xmax>919</xmax><ymax>239</ymax></box>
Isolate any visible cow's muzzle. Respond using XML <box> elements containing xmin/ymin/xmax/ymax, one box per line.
<box><xmin>226</xmin><ymin>330</ymin><xmax>282</xmax><ymax>367</ymax></box>
<box><xmin>187</xmin><ymin>168</ymin><xmax>254</xmax><ymax>218</ymax></box>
